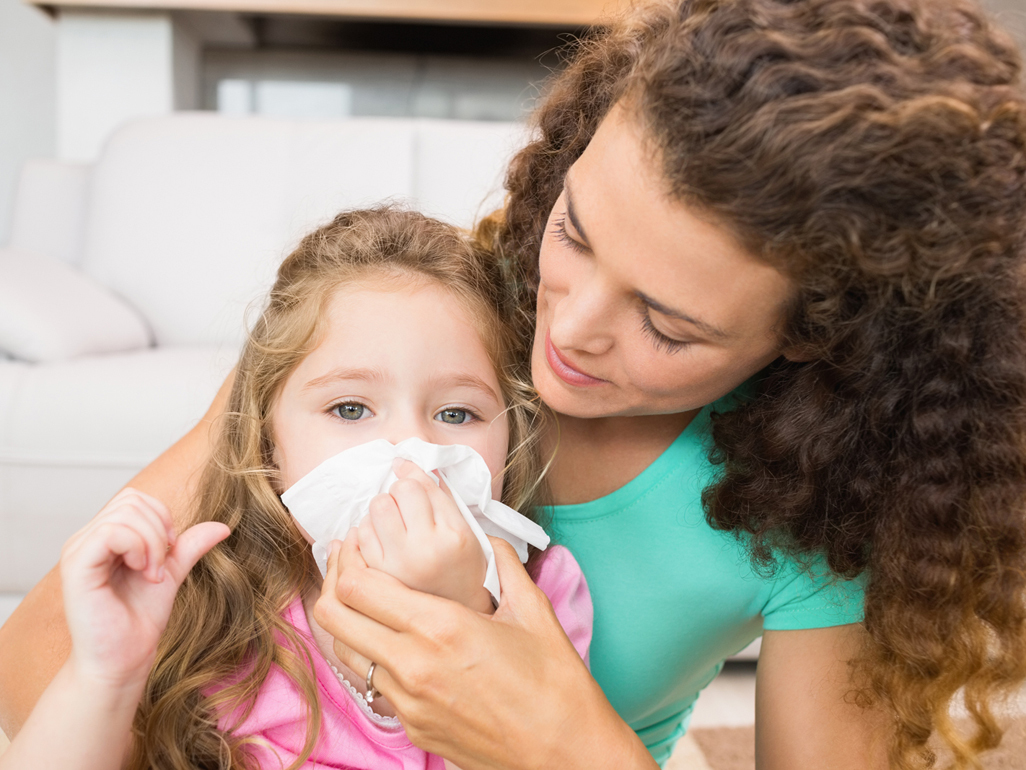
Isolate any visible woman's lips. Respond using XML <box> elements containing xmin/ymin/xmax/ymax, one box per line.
<box><xmin>545</xmin><ymin>332</ymin><xmax>607</xmax><ymax>387</ymax></box>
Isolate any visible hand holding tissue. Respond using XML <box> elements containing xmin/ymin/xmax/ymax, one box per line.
<box><xmin>280</xmin><ymin>438</ymin><xmax>550</xmax><ymax>604</ymax></box>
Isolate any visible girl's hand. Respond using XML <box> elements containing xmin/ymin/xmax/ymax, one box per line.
<box><xmin>356</xmin><ymin>459</ymin><xmax>492</xmax><ymax>614</ymax></box>
<box><xmin>314</xmin><ymin>536</ymin><xmax>656</xmax><ymax>770</ymax></box>
<box><xmin>59</xmin><ymin>488</ymin><xmax>230</xmax><ymax>690</ymax></box>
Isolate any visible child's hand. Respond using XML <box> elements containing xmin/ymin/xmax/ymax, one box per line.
<box><xmin>60</xmin><ymin>488</ymin><xmax>231</xmax><ymax>690</ymax></box>
<box><xmin>356</xmin><ymin>460</ymin><xmax>493</xmax><ymax>614</ymax></box>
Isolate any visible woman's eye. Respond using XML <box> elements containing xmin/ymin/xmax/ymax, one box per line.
<box><xmin>436</xmin><ymin>408</ymin><xmax>471</xmax><ymax>425</ymax></box>
<box><xmin>552</xmin><ymin>215</ymin><xmax>588</xmax><ymax>254</ymax></box>
<box><xmin>333</xmin><ymin>403</ymin><xmax>367</xmax><ymax>421</ymax></box>
<box><xmin>640</xmin><ymin>312</ymin><xmax>691</xmax><ymax>355</ymax></box>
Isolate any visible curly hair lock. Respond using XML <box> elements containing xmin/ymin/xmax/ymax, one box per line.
<box><xmin>492</xmin><ymin>1</ymin><xmax>1026</xmax><ymax>767</ymax></box>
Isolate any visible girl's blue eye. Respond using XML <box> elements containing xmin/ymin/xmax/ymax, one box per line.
<box><xmin>436</xmin><ymin>408</ymin><xmax>470</xmax><ymax>425</ymax></box>
<box><xmin>334</xmin><ymin>403</ymin><xmax>366</xmax><ymax>421</ymax></box>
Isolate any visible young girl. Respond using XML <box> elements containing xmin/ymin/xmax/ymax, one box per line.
<box><xmin>0</xmin><ymin>207</ymin><xmax>592</xmax><ymax>770</ymax></box>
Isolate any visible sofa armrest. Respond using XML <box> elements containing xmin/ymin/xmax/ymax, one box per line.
<box><xmin>0</xmin><ymin>248</ymin><xmax>152</xmax><ymax>363</ymax></box>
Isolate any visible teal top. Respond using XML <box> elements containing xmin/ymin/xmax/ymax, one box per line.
<box><xmin>544</xmin><ymin>398</ymin><xmax>866</xmax><ymax>765</ymax></box>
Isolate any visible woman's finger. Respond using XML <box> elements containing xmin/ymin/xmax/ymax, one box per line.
<box><xmin>340</xmin><ymin>530</ymin><xmax>369</xmax><ymax>571</ymax></box>
<box><xmin>328</xmin><ymin>564</ymin><xmax>461</xmax><ymax>647</ymax></box>
<box><xmin>331</xmin><ymin>636</ymin><xmax>374</xmax><ymax>684</ymax></box>
<box><xmin>314</xmin><ymin>541</ymin><xmax>405</xmax><ymax>674</ymax></box>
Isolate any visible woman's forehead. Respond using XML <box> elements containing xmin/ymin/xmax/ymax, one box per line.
<box><xmin>566</xmin><ymin>104</ymin><xmax>792</xmax><ymax>338</ymax></box>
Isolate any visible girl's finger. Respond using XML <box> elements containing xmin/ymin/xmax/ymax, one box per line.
<box><xmin>94</xmin><ymin>504</ymin><xmax>170</xmax><ymax>582</ymax></box>
<box><xmin>164</xmin><ymin>522</ymin><xmax>230</xmax><ymax>585</ymax></box>
<box><xmin>356</xmin><ymin>515</ymin><xmax>385</xmax><ymax>568</ymax></box>
<box><xmin>70</xmin><ymin>522</ymin><xmax>148</xmax><ymax>592</ymax></box>
<box><xmin>420</xmin><ymin>473</ymin><xmax>471</xmax><ymax>534</ymax></box>
<box><xmin>385</xmin><ymin>477</ymin><xmax>435</xmax><ymax>541</ymax></box>
<box><xmin>118</xmin><ymin>488</ymin><xmax>177</xmax><ymax>545</ymax></box>
<box><xmin>367</xmin><ymin>492</ymin><xmax>407</xmax><ymax>546</ymax></box>
<box><xmin>394</xmin><ymin>461</ymin><xmax>467</xmax><ymax>532</ymax></box>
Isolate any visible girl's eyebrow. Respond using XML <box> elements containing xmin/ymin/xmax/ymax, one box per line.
<box><xmin>563</xmin><ymin>179</ymin><xmax>590</xmax><ymax>244</ymax></box>
<box><xmin>636</xmin><ymin>290</ymin><xmax>730</xmax><ymax>340</ymax></box>
<box><xmin>431</xmin><ymin>374</ymin><xmax>501</xmax><ymax>405</ymax></box>
<box><xmin>303</xmin><ymin>367</ymin><xmax>385</xmax><ymax>391</ymax></box>
<box><xmin>302</xmin><ymin>367</ymin><xmax>500</xmax><ymax>404</ymax></box>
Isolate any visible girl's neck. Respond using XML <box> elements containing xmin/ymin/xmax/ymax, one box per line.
<box><xmin>542</xmin><ymin>409</ymin><xmax>700</xmax><ymax>506</ymax></box>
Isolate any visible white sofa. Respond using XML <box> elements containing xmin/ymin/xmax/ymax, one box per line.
<box><xmin>0</xmin><ymin>113</ymin><xmax>526</xmax><ymax>594</ymax></box>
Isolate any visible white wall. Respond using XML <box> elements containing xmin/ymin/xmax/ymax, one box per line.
<box><xmin>0</xmin><ymin>0</ymin><xmax>56</xmax><ymax>244</ymax></box>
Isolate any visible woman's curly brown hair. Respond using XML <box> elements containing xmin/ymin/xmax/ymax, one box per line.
<box><xmin>491</xmin><ymin>0</ymin><xmax>1026</xmax><ymax>766</ymax></box>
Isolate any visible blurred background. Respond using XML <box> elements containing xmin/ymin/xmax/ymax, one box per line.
<box><xmin>1</xmin><ymin>0</ymin><xmax>1023</xmax><ymax>246</ymax></box>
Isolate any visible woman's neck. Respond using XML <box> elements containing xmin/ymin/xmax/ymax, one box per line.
<box><xmin>542</xmin><ymin>409</ymin><xmax>700</xmax><ymax>506</ymax></box>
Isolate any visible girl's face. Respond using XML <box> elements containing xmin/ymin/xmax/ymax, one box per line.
<box><xmin>271</xmin><ymin>280</ymin><xmax>510</xmax><ymax>499</ymax></box>
<box><xmin>532</xmin><ymin>103</ymin><xmax>796</xmax><ymax>419</ymax></box>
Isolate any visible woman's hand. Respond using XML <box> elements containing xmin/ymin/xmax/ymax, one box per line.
<box><xmin>313</xmin><ymin>535</ymin><xmax>657</xmax><ymax>770</ymax></box>
<box><xmin>60</xmin><ymin>487</ymin><xmax>230</xmax><ymax>690</ymax></box>
<box><xmin>357</xmin><ymin>459</ymin><xmax>492</xmax><ymax>614</ymax></box>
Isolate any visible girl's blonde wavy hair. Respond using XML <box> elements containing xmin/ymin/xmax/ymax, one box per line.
<box><xmin>127</xmin><ymin>206</ymin><xmax>547</xmax><ymax>770</ymax></box>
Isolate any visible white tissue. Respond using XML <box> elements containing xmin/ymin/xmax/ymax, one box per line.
<box><xmin>280</xmin><ymin>438</ymin><xmax>550</xmax><ymax>603</ymax></box>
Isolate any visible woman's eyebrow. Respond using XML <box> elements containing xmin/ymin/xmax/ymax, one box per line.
<box><xmin>636</xmin><ymin>291</ymin><xmax>730</xmax><ymax>340</ymax></box>
<box><xmin>563</xmin><ymin>179</ymin><xmax>590</xmax><ymax>244</ymax></box>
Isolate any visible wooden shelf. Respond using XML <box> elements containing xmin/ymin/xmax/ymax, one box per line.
<box><xmin>31</xmin><ymin>0</ymin><xmax>628</xmax><ymax>26</ymax></box>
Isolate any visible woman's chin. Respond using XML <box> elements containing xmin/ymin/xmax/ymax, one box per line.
<box><xmin>532</xmin><ymin>369</ymin><xmax>616</xmax><ymax>419</ymax></box>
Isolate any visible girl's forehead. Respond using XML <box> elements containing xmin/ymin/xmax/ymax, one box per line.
<box><xmin>292</xmin><ymin>281</ymin><xmax>503</xmax><ymax>397</ymax></box>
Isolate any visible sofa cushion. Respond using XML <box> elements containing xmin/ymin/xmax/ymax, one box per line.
<box><xmin>81</xmin><ymin>114</ymin><xmax>419</xmax><ymax>348</ymax></box>
<box><xmin>0</xmin><ymin>248</ymin><xmax>152</xmax><ymax>362</ymax></box>
<box><xmin>80</xmin><ymin>114</ymin><xmax>524</xmax><ymax>349</ymax></box>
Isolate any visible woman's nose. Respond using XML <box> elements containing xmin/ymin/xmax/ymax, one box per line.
<box><xmin>547</xmin><ymin>277</ymin><xmax>615</xmax><ymax>356</ymax></box>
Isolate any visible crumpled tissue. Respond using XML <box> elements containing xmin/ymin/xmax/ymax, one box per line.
<box><xmin>280</xmin><ymin>437</ymin><xmax>550</xmax><ymax>603</ymax></box>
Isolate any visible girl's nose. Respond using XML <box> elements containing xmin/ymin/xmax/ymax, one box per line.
<box><xmin>386</xmin><ymin>412</ymin><xmax>433</xmax><ymax>446</ymax></box>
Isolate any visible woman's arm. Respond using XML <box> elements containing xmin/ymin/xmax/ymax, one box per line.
<box><xmin>315</xmin><ymin>536</ymin><xmax>659</xmax><ymax>770</ymax></box>
<box><xmin>755</xmin><ymin>624</ymin><xmax>890</xmax><ymax>769</ymax></box>
<box><xmin>0</xmin><ymin>371</ymin><xmax>234</xmax><ymax>739</ymax></box>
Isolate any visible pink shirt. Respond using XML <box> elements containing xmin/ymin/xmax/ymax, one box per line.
<box><xmin>218</xmin><ymin>546</ymin><xmax>592</xmax><ymax>769</ymax></box>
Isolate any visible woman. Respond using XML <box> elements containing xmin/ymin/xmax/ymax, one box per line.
<box><xmin>2</xmin><ymin>0</ymin><xmax>1025</xmax><ymax>767</ymax></box>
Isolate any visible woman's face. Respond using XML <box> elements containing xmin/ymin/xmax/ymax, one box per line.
<box><xmin>532</xmin><ymin>103</ymin><xmax>795</xmax><ymax>419</ymax></box>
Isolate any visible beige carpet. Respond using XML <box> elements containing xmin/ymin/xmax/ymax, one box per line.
<box><xmin>5</xmin><ymin>722</ymin><xmax>1025</xmax><ymax>767</ymax></box>
<box><xmin>684</xmin><ymin>722</ymin><xmax>1026</xmax><ymax>770</ymax></box>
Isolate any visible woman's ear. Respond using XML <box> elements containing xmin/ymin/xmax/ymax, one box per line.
<box><xmin>781</xmin><ymin>343</ymin><xmax>816</xmax><ymax>363</ymax></box>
